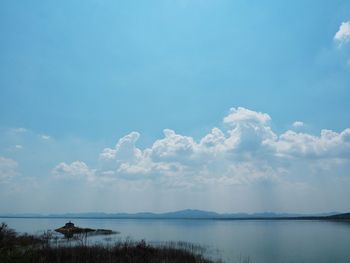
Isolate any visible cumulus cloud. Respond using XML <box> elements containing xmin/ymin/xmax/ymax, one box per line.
<box><xmin>52</xmin><ymin>161</ymin><xmax>95</xmax><ymax>180</ymax></box>
<box><xmin>150</xmin><ymin>129</ymin><xmax>197</xmax><ymax>162</ymax></box>
<box><xmin>265</xmin><ymin>129</ymin><xmax>350</xmax><ymax>158</ymax></box>
<box><xmin>99</xmin><ymin>131</ymin><xmax>150</xmax><ymax>176</ymax></box>
<box><xmin>292</xmin><ymin>121</ymin><xmax>304</xmax><ymax>128</ymax></box>
<box><xmin>100</xmin><ymin>132</ymin><xmax>141</xmax><ymax>162</ymax></box>
<box><xmin>223</xmin><ymin>107</ymin><xmax>271</xmax><ymax>125</ymax></box>
<box><xmin>53</xmin><ymin>107</ymin><xmax>350</xmax><ymax>188</ymax></box>
<box><xmin>334</xmin><ymin>21</ymin><xmax>350</xmax><ymax>47</ymax></box>
<box><xmin>0</xmin><ymin>157</ymin><xmax>18</xmax><ymax>182</ymax></box>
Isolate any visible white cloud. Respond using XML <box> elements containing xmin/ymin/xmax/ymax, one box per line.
<box><xmin>223</xmin><ymin>107</ymin><xmax>271</xmax><ymax>125</ymax></box>
<box><xmin>264</xmin><ymin>129</ymin><xmax>350</xmax><ymax>158</ymax></box>
<box><xmin>99</xmin><ymin>131</ymin><xmax>149</xmax><ymax>176</ymax></box>
<box><xmin>52</xmin><ymin>107</ymin><xmax>350</xmax><ymax>188</ymax></box>
<box><xmin>150</xmin><ymin>129</ymin><xmax>197</xmax><ymax>162</ymax></box>
<box><xmin>0</xmin><ymin>157</ymin><xmax>18</xmax><ymax>182</ymax></box>
<box><xmin>100</xmin><ymin>131</ymin><xmax>141</xmax><ymax>161</ymax></box>
<box><xmin>15</xmin><ymin>145</ymin><xmax>23</xmax><ymax>149</ymax></box>
<box><xmin>292</xmin><ymin>121</ymin><xmax>304</xmax><ymax>128</ymax></box>
<box><xmin>12</xmin><ymin>128</ymin><xmax>27</xmax><ymax>133</ymax></box>
<box><xmin>41</xmin><ymin>135</ymin><xmax>51</xmax><ymax>140</ymax></box>
<box><xmin>52</xmin><ymin>161</ymin><xmax>95</xmax><ymax>181</ymax></box>
<box><xmin>334</xmin><ymin>21</ymin><xmax>350</xmax><ymax>47</ymax></box>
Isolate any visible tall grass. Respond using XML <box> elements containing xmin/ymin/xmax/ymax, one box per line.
<box><xmin>0</xmin><ymin>223</ymin><xmax>223</xmax><ymax>263</ymax></box>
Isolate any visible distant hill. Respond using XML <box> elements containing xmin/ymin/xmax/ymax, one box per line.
<box><xmin>326</xmin><ymin>213</ymin><xmax>350</xmax><ymax>220</ymax></box>
<box><xmin>0</xmin><ymin>209</ymin><xmax>345</xmax><ymax>220</ymax></box>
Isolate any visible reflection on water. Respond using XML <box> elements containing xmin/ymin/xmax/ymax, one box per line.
<box><xmin>2</xmin><ymin>217</ymin><xmax>350</xmax><ymax>263</ymax></box>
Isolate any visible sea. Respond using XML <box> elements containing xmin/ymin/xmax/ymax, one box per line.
<box><xmin>1</xmin><ymin>217</ymin><xmax>350</xmax><ymax>263</ymax></box>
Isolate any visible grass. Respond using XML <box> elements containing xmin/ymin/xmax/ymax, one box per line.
<box><xmin>0</xmin><ymin>223</ymin><xmax>223</xmax><ymax>263</ymax></box>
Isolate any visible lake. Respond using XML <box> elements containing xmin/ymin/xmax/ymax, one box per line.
<box><xmin>1</xmin><ymin>217</ymin><xmax>350</xmax><ymax>263</ymax></box>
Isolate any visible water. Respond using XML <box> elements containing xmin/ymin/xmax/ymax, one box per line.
<box><xmin>1</xmin><ymin>217</ymin><xmax>350</xmax><ymax>263</ymax></box>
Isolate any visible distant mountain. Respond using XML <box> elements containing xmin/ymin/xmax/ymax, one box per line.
<box><xmin>45</xmin><ymin>209</ymin><xmax>221</xmax><ymax>219</ymax></box>
<box><xmin>0</xmin><ymin>209</ymin><xmax>343</xmax><ymax>220</ymax></box>
<box><xmin>160</xmin><ymin>209</ymin><xmax>220</xmax><ymax>219</ymax></box>
<box><xmin>0</xmin><ymin>213</ymin><xmax>43</xmax><ymax>217</ymax></box>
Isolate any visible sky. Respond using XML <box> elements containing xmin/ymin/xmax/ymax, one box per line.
<box><xmin>0</xmin><ymin>0</ymin><xmax>350</xmax><ymax>214</ymax></box>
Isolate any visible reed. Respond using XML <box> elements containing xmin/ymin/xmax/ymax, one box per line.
<box><xmin>0</xmin><ymin>223</ymin><xmax>223</xmax><ymax>263</ymax></box>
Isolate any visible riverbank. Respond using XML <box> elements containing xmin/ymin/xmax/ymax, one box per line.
<box><xmin>0</xmin><ymin>223</ymin><xmax>222</xmax><ymax>263</ymax></box>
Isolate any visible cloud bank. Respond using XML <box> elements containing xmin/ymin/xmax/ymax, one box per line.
<box><xmin>53</xmin><ymin>107</ymin><xmax>350</xmax><ymax>188</ymax></box>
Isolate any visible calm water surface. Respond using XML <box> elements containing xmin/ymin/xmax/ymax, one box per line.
<box><xmin>1</xmin><ymin>217</ymin><xmax>350</xmax><ymax>263</ymax></box>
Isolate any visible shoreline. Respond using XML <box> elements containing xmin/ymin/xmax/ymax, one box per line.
<box><xmin>0</xmin><ymin>223</ymin><xmax>221</xmax><ymax>263</ymax></box>
<box><xmin>1</xmin><ymin>216</ymin><xmax>349</xmax><ymax>221</ymax></box>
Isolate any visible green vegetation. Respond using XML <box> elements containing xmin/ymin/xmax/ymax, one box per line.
<box><xmin>0</xmin><ymin>223</ymin><xmax>222</xmax><ymax>263</ymax></box>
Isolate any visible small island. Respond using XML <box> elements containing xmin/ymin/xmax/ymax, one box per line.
<box><xmin>55</xmin><ymin>221</ymin><xmax>116</xmax><ymax>238</ymax></box>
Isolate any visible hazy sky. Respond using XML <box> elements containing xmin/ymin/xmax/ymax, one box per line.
<box><xmin>1</xmin><ymin>0</ymin><xmax>350</xmax><ymax>214</ymax></box>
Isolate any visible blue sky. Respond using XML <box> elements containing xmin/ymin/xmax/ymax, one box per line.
<box><xmin>0</xmin><ymin>0</ymin><xmax>350</xmax><ymax>213</ymax></box>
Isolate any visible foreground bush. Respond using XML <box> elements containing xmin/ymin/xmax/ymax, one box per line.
<box><xmin>0</xmin><ymin>223</ymin><xmax>221</xmax><ymax>263</ymax></box>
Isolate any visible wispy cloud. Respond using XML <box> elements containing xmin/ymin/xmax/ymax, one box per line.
<box><xmin>40</xmin><ymin>135</ymin><xmax>51</xmax><ymax>140</ymax></box>
<box><xmin>11</xmin><ymin>128</ymin><xmax>27</xmax><ymax>133</ymax></box>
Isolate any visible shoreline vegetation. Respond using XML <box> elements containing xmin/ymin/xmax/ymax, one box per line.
<box><xmin>0</xmin><ymin>223</ymin><xmax>224</xmax><ymax>263</ymax></box>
